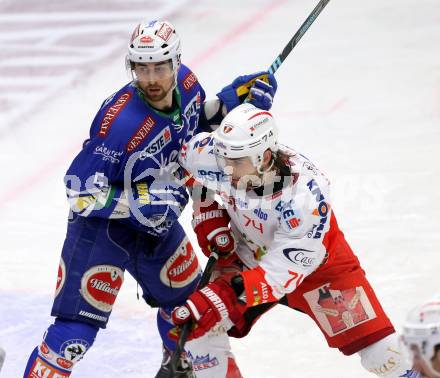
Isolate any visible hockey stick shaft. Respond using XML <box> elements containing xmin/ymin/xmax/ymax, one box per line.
<box><xmin>241</xmin><ymin>0</ymin><xmax>330</xmax><ymax>100</ymax></box>
<box><xmin>268</xmin><ymin>0</ymin><xmax>330</xmax><ymax>74</ymax></box>
<box><xmin>168</xmin><ymin>251</ymin><xmax>219</xmax><ymax>377</ymax></box>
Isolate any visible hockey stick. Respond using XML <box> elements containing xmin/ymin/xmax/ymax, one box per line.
<box><xmin>239</xmin><ymin>0</ymin><xmax>331</xmax><ymax>98</ymax></box>
<box><xmin>267</xmin><ymin>0</ymin><xmax>330</xmax><ymax>74</ymax></box>
<box><xmin>168</xmin><ymin>250</ymin><xmax>219</xmax><ymax>378</ymax></box>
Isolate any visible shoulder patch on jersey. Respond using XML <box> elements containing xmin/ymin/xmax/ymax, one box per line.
<box><xmin>182</xmin><ymin>71</ymin><xmax>198</xmax><ymax>92</ymax></box>
<box><xmin>98</xmin><ymin>92</ymin><xmax>132</xmax><ymax>137</ymax></box>
<box><xmin>126</xmin><ymin>115</ymin><xmax>156</xmax><ymax>152</ymax></box>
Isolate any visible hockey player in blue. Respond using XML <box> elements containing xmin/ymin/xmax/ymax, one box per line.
<box><xmin>23</xmin><ymin>20</ymin><xmax>277</xmax><ymax>378</ymax></box>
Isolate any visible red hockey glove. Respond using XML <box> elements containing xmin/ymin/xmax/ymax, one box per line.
<box><xmin>170</xmin><ymin>278</ymin><xmax>244</xmax><ymax>340</ymax></box>
<box><xmin>192</xmin><ymin>202</ymin><xmax>236</xmax><ymax>263</ymax></box>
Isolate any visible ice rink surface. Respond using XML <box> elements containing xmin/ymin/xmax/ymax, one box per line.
<box><xmin>0</xmin><ymin>0</ymin><xmax>439</xmax><ymax>377</ymax></box>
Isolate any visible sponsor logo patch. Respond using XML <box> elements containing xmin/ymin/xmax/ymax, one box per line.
<box><xmin>157</xmin><ymin>22</ymin><xmax>173</xmax><ymax>41</ymax></box>
<box><xmin>80</xmin><ymin>265</ymin><xmax>123</xmax><ymax>312</ymax></box>
<box><xmin>140</xmin><ymin>35</ymin><xmax>154</xmax><ymax>44</ymax></box>
<box><xmin>283</xmin><ymin>248</ymin><xmax>316</xmax><ymax>268</ymax></box>
<box><xmin>98</xmin><ymin>92</ymin><xmax>132</xmax><ymax>137</ymax></box>
<box><xmin>197</xmin><ymin>169</ymin><xmax>225</xmax><ymax>182</ymax></box>
<box><xmin>160</xmin><ymin>238</ymin><xmax>200</xmax><ymax>288</ymax></box>
<box><xmin>55</xmin><ymin>258</ymin><xmax>66</xmax><ymax>298</ymax></box>
<box><xmin>276</xmin><ymin>200</ymin><xmax>302</xmax><ymax>231</ymax></box>
<box><xmin>250</xmin><ymin>281</ymin><xmax>271</xmax><ymax>306</ymax></box>
<box><xmin>223</xmin><ymin>125</ymin><xmax>233</xmax><ymax>134</ymax></box>
<box><xmin>189</xmin><ymin>352</ymin><xmax>220</xmax><ymax>371</ymax></box>
<box><xmin>30</xmin><ymin>356</ymin><xmax>70</xmax><ymax>377</ymax></box>
<box><xmin>93</xmin><ymin>143</ymin><xmax>123</xmax><ymax>164</ymax></box>
<box><xmin>78</xmin><ymin>310</ymin><xmax>108</xmax><ymax>323</ymax></box>
<box><xmin>215</xmin><ymin>234</ymin><xmax>229</xmax><ymax>247</ymax></box>
<box><xmin>39</xmin><ymin>342</ymin><xmax>50</xmax><ymax>356</ymax></box>
<box><xmin>182</xmin><ymin>71</ymin><xmax>198</xmax><ymax>92</ymax></box>
<box><xmin>139</xmin><ymin>126</ymin><xmax>172</xmax><ymax>159</ymax></box>
<box><xmin>56</xmin><ymin>358</ymin><xmax>73</xmax><ymax>370</ymax></box>
<box><xmin>303</xmin><ymin>284</ymin><xmax>377</xmax><ymax>337</ymax></box>
<box><xmin>307</xmin><ymin>179</ymin><xmax>330</xmax><ymax>238</ymax></box>
<box><xmin>193</xmin><ymin>135</ymin><xmax>214</xmax><ymax>153</ymax></box>
<box><xmin>60</xmin><ymin>339</ymin><xmax>89</xmax><ymax>363</ymax></box>
<box><xmin>253</xmin><ymin>208</ymin><xmax>268</xmax><ymax>220</ymax></box>
<box><xmin>126</xmin><ymin>115</ymin><xmax>156</xmax><ymax>152</ymax></box>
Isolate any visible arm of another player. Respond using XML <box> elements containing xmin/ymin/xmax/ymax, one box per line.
<box><xmin>198</xmin><ymin>71</ymin><xmax>277</xmax><ymax>131</ymax></box>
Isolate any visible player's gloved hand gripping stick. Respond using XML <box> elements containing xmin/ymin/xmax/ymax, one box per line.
<box><xmin>168</xmin><ymin>250</ymin><xmax>219</xmax><ymax>378</ymax></box>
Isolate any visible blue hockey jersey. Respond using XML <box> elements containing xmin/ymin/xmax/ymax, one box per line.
<box><xmin>64</xmin><ymin>64</ymin><xmax>206</xmax><ymax>234</ymax></box>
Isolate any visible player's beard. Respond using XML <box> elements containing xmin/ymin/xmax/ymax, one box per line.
<box><xmin>143</xmin><ymin>79</ymin><xmax>174</xmax><ymax>103</ymax></box>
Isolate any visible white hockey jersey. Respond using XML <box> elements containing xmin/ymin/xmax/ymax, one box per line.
<box><xmin>180</xmin><ymin>132</ymin><xmax>335</xmax><ymax>305</ymax></box>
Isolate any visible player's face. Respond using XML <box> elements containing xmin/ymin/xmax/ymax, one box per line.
<box><xmin>217</xmin><ymin>156</ymin><xmax>260</xmax><ymax>189</ymax></box>
<box><xmin>134</xmin><ymin>61</ymin><xmax>175</xmax><ymax>105</ymax></box>
<box><xmin>408</xmin><ymin>344</ymin><xmax>440</xmax><ymax>378</ymax></box>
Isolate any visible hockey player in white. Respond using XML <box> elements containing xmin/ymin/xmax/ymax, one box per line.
<box><xmin>169</xmin><ymin>103</ymin><xmax>422</xmax><ymax>377</ymax></box>
<box><xmin>402</xmin><ymin>296</ymin><xmax>440</xmax><ymax>378</ymax></box>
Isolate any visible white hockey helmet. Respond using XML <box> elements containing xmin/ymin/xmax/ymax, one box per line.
<box><xmin>126</xmin><ymin>20</ymin><xmax>181</xmax><ymax>77</ymax></box>
<box><xmin>402</xmin><ymin>297</ymin><xmax>440</xmax><ymax>377</ymax></box>
<box><xmin>213</xmin><ymin>103</ymin><xmax>278</xmax><ymax>172</ymax></box>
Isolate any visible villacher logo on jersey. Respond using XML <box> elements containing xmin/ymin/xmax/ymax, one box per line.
<box><xmin>80</xmin><ymin>265</ymin><xmax>124</xmax><ymax>312</ymax></box>
<box><xmin>159</xmin><ymin>238</ymin><xmax>200</xmax><ymax>288</ymax></box>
